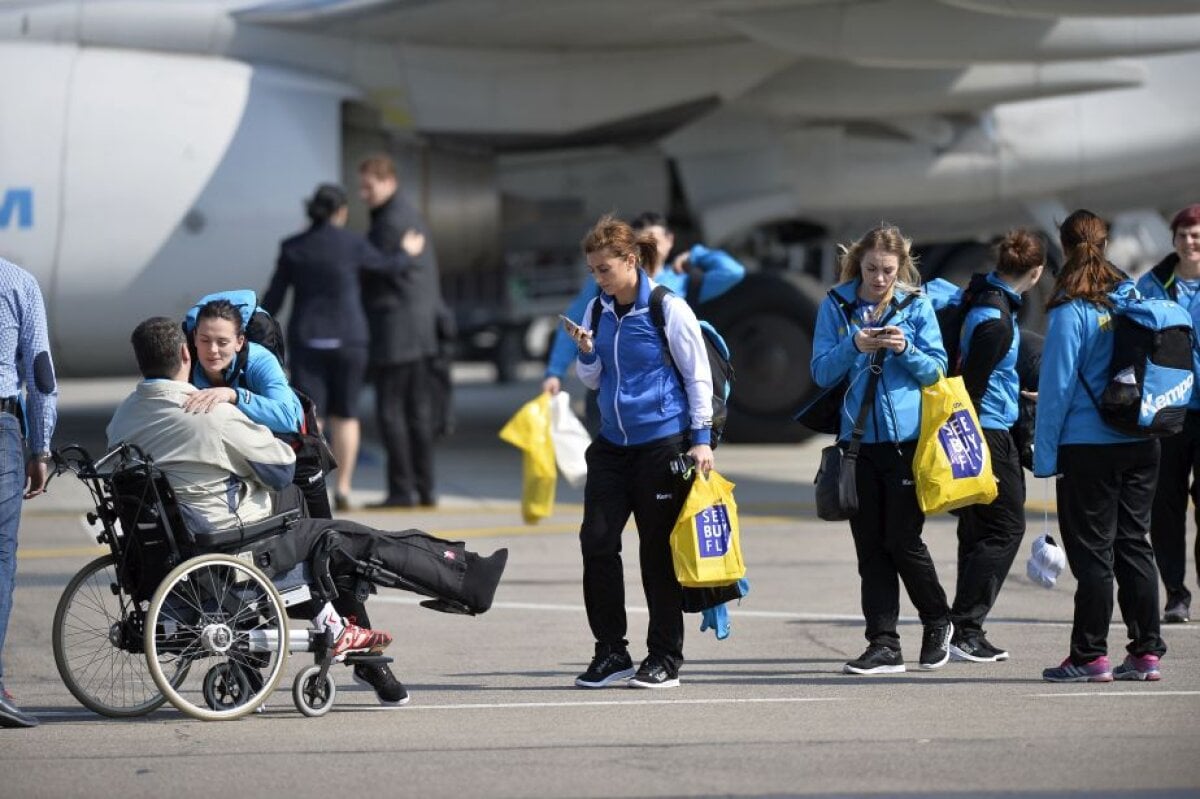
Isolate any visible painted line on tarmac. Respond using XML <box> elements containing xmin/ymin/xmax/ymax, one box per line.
<box><xmin>1027</xmin><ymin>690</ymin><xmax>1200</xmax><ymax>698</ymax></box>
<box><xmin>352</xmin><ymin>696</ymin><xmax>844</xmax><ymax>712</ymax></box>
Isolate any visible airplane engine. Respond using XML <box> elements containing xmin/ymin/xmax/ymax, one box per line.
<box><xmin>0</xmin><ymin>42</ymin><xmax>351</xmax><ymax>375</ymax></box>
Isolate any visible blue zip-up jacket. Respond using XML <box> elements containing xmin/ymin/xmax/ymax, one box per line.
<box><xmin>576</xmin><ymin>271</ymin><xmax>713</xmax><ymax>447</ymax></box>
<box><xmin>960</xmin><ymin>272</ymin><xmax>1022</xmax><ymax>429</ymax></box>
<box><xmin>1137</xmin><ymin>257</ymin><xmax>1200</xmax><ymax>411</ymax></box>
<box><xmin>546</xmin><ymin>244</ymin><xmax>745</xmax><ymax>380</ymax></box>
<box><xmin>1033</xmin><ymin>282</ymin><xmax>1146</xmax><ymax>477</ymax></box>
<box><xmin>811</xmin><ymin>281</ymin><xmax>947</xmax><ymax>443</ymax></box>
<box><xmin>192</xmin><ymin>342</ymin><xmax>303</xmax><ymax>435</ymax></box>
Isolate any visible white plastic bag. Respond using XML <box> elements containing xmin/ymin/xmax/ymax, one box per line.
<box><xmin>549</xmin><ymin>391</ymin><xmax>590</xmax><ymax>488</ymax></box>
<box><xmin>1027</xmin><ymin>534</ymin><xmax>1067</xmax><ymax>589</ymax></box>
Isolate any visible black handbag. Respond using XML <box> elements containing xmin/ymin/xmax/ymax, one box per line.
<box><xmin>814</xmin><ymin>355</ymin><xmax>882</xmax><ymax>521</ymax></box>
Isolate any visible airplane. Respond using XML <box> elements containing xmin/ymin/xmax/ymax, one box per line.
<box><xmin>2</xmin><ymin>0</ymin><xmax>1199</xmax><ymax>441</ymax></box>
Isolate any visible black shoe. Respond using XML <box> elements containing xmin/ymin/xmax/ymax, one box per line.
<box><xmin>843</xmin><ymin>644</ymin><xmax>905</xmax><ymax>675</ymax></box>
<box><xmin>334</xmin><ymin>493</ymin><xmax>353</xmax><ymax>512</ymax></box>
<box><xmin>919</xmin><ymin>621</ymin><xmax>953</xmax><ymax>670</ymax></box>
<box><xmin>353</xmin><ymin>663</ymin><xmax>410</xmax><ymax>706</ymax></box>
<box><xmin>418</xmin><ymin>494</ymin><xmax>438</xmax><ymax>508</ymax></box>
<box><xmin>628</xmin><ymin>655</ymin><xmax>680</xmax><ymax>689</ymax></box>
<box><xmin>575</xmin><ymin>647</ymin><xmax>635</xmax><ymax>688</ymax></box>
<box><xmin>461</xmin><ymin>548</ymin><xmax>508</xmax><ymax>613</ymax></box>
<box><xmin>1164</xmin><ymin>598</ymin><xmax>1190</xmax><ymax>624</ymax></box>
<box><xmin>949</xmin><ymin>632</ymin><xmax>1003</xmax><ymax>663</ymax></box>
<box><xmin>977</xmin><ymin>636</ymin><xmax>1009</xmax><ymax>661</ymax></box>
<box><xmin>0</xmin><ymin>690</ymin><xmax>38</xmax><ymax>728</ymax></box>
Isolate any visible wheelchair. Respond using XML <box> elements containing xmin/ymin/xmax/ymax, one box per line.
<box><xmin>49</xmin><ymin>443</ymin><xmax>442</xmax><ymax>721</ymax></box>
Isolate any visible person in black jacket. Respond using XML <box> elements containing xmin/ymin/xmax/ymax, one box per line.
<box><xmin>263</xmin><ymin>183</ymin><xmax>411</xmax><ymax>512</ymax></box>
<box><xmin>358</xmin><ymin>154</ymin><xmax>442</xmax><ymax>508</ymax></box>
<box><xmin>948</xmin><ymin>230</ymin><xmax>1045</xmax><ymax>663</ymax></box>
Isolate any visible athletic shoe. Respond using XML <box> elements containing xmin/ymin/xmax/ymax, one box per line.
<box><xmin>1042</xmin><ymin>655</ymin><xmax>1113</xmax><ymax>683</ymax></box>
<box><xmin>978</xmin><ymin>637</ymin><xmax>1010</xmax><ymax>661</ymax></box>
<box><xmin>574</xmin><ymin>647</ymin><xmax>635</xmax><ymax>688</ymax></box>
<box><xmin>1163</xmin><ymin>599</ymin><xmax>1190</xmax><ymax>624</ymax></box>
<box><xmin>843</xmin><ymin>644</ymin><xmax>905</xmax><ymax>675</ymax></box>
<box><xmin>919</xmin><ymin>621</ymin><xmax>953</xmax><ymax>670</ymax></box>
<box><xmin>949</xmin><ymin>633</ymin><xmax>1003</xmax><ymax>663</ymax></box>
<box><xmin>332</xmin><ymin>621</ymin><xmax>393</xmax><ymax>661</ymax></box>
<box><xmin>1112</xmin><ymin>653</ymin><xmax>1162</xmax><ymax>682</ymax></box>
<box><xmin>353</xmin><ymin>663</ymin><xmax>411</xmax><ymax>705</ymax></box>
<box><xmin>0</xmin><ymin>690</ymin><xmax>38</xmax><ymax>728</ymax></box>
<box><xmin>628</xmin><ymin>656</ymin><xmax>680</xmax><ymax>689</ymax></box>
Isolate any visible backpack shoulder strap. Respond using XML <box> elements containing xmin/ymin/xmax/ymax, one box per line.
<box><xmin>588</xmin><ymin>293</ymin><xmax>604</xmax><ymax>333</ymax></box>
<box><xmin>685</xmin><ymin>268</ymin><xmax>704</xmax><ymax>308</ymax></box>
<box><xmin>827</xmin><ymin>289</ymin><xmax>856</xmax><ymax>325</ymax></box>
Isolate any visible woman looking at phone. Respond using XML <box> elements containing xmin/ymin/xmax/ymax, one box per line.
<box><xmin>810</xmin><ymin>225</ymin><xmax>954</xmax><ymax>675</ymax></box>
<box><xmin>564</xmin><ymin>214</ymin><xmax>714</xmax><ymax>690</ymax></box>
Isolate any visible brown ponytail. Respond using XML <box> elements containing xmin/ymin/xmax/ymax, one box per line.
<box><xmin>582</xmin><ymin>214</ymin><xmax>658</xmax><ymax>269</ymax></box>
<box><xmin>1048</xmin><ymin>209</ymin><xmax>1124</xmax><ymax>309</ymax></box>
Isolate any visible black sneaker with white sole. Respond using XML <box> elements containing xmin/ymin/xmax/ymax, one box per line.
<box><xmin>575</xmin><ymin>647</ymin><xmax>635</xmax><ymax>688</ymax></box>
<box><xmin>949</xmin><ymin>633</ymin><xmax>1003</xmax><ymax>663</ymax></box>
<box><xmin>353</xmin><ymin>663</ymin><xmax>410</xmax><ymax>706</ymax></box>
<box><xmin>919</xmin><ymin>621</ymin><xmax>953</xmax><ymax>670</ymax></box>
<box><xmin>843</xmin><ymin>644</ymin><xmax>905</xmax><ymax>675</ymax></box>
<box><xmin>978</xmin><ymin>636</ymin><xmax>1009</xmax><ymax>661</ymax></box>
<box><xmin>628</xmin><ymin>655</ymin><xmax>680</xmax><ymax>689</ymax></box>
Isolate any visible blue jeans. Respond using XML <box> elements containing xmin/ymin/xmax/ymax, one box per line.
<box><xmin>0</xmin><ymin>413</ymin><xmax>25</xmax><ymax>685</ymax></box>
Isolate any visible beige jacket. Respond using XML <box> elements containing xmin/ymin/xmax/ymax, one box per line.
<box><xmin>106</xmin><ymin>380</ymin><xmax>296</xmax><ymax>530</ymax></box>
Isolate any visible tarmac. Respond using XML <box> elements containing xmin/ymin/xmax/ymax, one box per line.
<box><xmin>0</xmin><ymin>364</ymin><xmax>1197</xmax><ymax>799</ymax></box>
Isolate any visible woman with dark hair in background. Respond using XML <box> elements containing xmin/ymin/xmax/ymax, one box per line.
<box><xmin>263</xmin><ymin>183</ymin><xmax>411</xmax><ymax>512</ymax></box>
<box><xmin>1136</xmin><ymin>203</ymin><xmax>1200</xmax><ymax>625</ymax></box>
<box><xmin>810</xmin><ymin>225</ymin><xmax>953</xmax><ymax>675</ymax></box>
<box><xmin>1034</xmin><ymin>209</ymin><xmax>1166</xmax><ymax>683</ymax></box>
<box><xmin>565</xmin><ymin>214</ymin><xmax>714</xmax><ymax>690</ymax></box>
<box><xmin>948</xmin><ymin>230</ymin><xmax>1044</xmax><ymax>663</ymax></box>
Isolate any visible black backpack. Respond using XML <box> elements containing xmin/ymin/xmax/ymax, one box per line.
<box><xmin>926</xmin><ymin>275</ymin><xmax>1015</xmax><ymax>376</ymax></box>
<box><xmin>591</xmin><ymin>284</ymin><xmax>734</xmax><ymax>446</ymax></box>
<box><xmin>1081</xmin><ymin>290</ymin><xmax>1195</xmax><ymax>438</ymax></box>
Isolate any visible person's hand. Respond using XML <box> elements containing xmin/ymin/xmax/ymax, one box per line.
<box><xmin>688</xmin><ymin>443</ymin><xmax>714</xmax><ymax>476</ymax></box>
<box><xmin>402</xmin><ymin>229</ymin><xmax>426</xmax><ymax>258</ymax></box>
<box><xmin>854</xmin><ymin>328</ymin><xmax>887</xmax><ymax>352</ymax></box>
<box><xmin>24</xmin><ymin>459</ymin><xmax>48</xmax><ymax>499</ymax></box>
<box><xmin>1021</xmin><ymin>390</ymin><xmax>1038</xmax><ymax>403</ymax></box>
<box><xmin>877</xmin><ymin>325</ymin><xmax>908</xmax><ymax>354</ymax></box>
<box><xmin>542</xmin><ymin>376</ymin><xmax>561</xmax><ymax>395</ymax></box>
<box><xmin>182</xmin><ymin>387</ymin><xmax>237</xmax><ymax>414</ymax></box>
<box><xmin>671</xmin><ymin>251</ymin><xmax>691</xmax><ymax>274</ymax></box>
<box><xmin>568</xmin><ymin>323</ymin><xmax>594</xmax><ymax>355</ymax></box>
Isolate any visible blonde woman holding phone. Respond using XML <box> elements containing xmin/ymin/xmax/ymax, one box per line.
<box><xmin>810</xmin><ymin>225</ymin><xmax>953</xmax><ymax>675</ymax></box>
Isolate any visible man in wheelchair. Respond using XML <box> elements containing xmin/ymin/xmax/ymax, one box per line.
<box><xmin>105</xmin><ymin>317</ymin><xmax>508</xmax><ymax>706</ymax></box>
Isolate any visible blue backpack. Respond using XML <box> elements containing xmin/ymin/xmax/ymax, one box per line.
<box><xmin>1083</xmin><ymin>291</ymin><xmax>1195</xmax><ymax>437</ymax></box>
<box><xmin>924</xmin><ymin>276</ymin><xmax>1014</xmax><ymax>376</ymax></box>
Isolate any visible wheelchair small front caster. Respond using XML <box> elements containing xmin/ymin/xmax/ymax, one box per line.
<box><xmin>293</xmin><ymin>665</ymin><xmax>336</xmax><ymax>717</ymax></box>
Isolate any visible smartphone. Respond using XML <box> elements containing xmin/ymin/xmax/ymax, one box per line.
<box><xmin>559</xmin><ymin>314</ymin><xmax>587</xmax><ymax>337</ymax></box>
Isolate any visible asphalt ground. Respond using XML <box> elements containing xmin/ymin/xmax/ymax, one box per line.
<box><xmin>1</xmin><ymin>366</ymin><xmax>1198</xmax><ymax>799</ymax></box>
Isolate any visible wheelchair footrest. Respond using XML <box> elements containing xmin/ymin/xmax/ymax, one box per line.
<box><xmin>419</xmin><ymin>598</ymin><xmax>474</xmax><ymax>616</ymax></box>
<box><xmin>341</xmin><ymin>653</ymin><xmax>393</xmax><ymax>667</ymax></box>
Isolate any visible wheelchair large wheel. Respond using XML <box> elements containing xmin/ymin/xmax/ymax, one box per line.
<box><xmin>293</xmin><ymin>665</ymin><xmax>337</xmax><ymax>717</ymax></box>
<box><xmin>52</xmin><ymin>554</ymin><xmax>188</xmax><ymax>717</ymax></box>
<box><xmin>144</xmin><ymin>553</ymin><xmax>288</xmax><ymax>721</ymax></box>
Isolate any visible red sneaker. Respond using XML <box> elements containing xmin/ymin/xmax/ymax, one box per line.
<box><xmin>332</xmin><ymin>622</ymin><xmax>393</xmax><ymax>661</ymax></box>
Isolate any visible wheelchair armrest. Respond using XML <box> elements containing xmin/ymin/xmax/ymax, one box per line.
<box><xmin>192</xmin><ymin>508</ymin><xmax>301</xmax><ymax>550</ymax></box>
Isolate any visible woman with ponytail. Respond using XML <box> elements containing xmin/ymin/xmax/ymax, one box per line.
<box><xmin>810</xmin><ymin>225</ymin><xmax>953</xmax><ymax>675</ymax></box>
<box><xmin>564</xmin><ymin>214</ymin><xmax>714</xmax><ymax>690</ymax></box>
<box><xmin>1034</xmin><ymin>209</ymin><xmax>1167</xmax><ymax>683</ymax></box>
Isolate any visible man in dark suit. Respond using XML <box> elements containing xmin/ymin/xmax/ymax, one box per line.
<box><xmin>358</xmin><ymin>154</ymin><xmax>441</xmax><ymax>507</ymax></box>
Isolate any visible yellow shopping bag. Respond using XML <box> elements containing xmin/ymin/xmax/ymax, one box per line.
<box><xmin>499</xmin><ymin>394</ymin><xmax>557</xmax><ymax>524</ymax></box>
<box><xmin>913</xmin><ymin>374</ymin><xmax>997</xmax><ymax>515</ymax></box>
<box><xmin>669</xmin><ymin>470</ymin><xmax>746</xmax><ymax>587</ymax></box>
